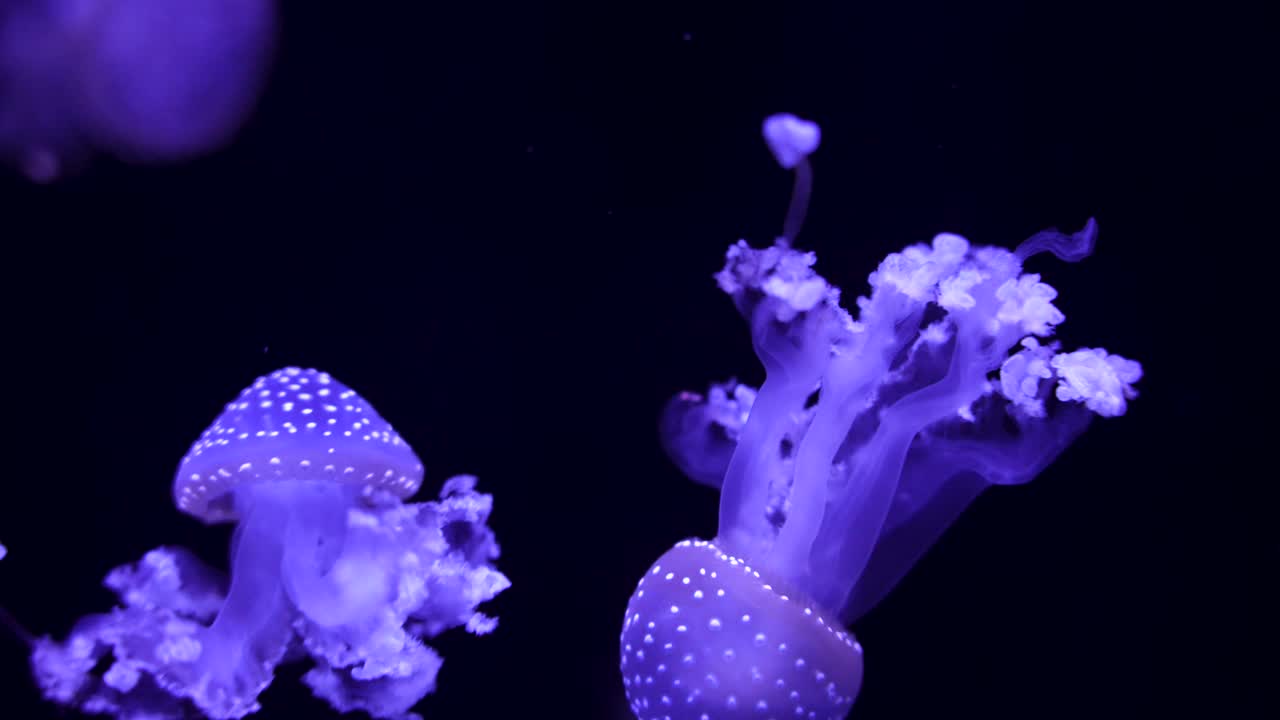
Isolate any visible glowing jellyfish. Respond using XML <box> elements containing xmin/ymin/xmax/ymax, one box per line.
<box><xmin>25</xmin><ymin>367</ymin><xmax>509</xmax><ymax>720</ymax></box>
<box><xmin>622</xmin><ymin>114</ymin><xmax>1142</xmax><ymax>719</ymax></box>
<box><xmin>0</xmin><ymin>0</ymin><xmax>276</xmax><ymax>180</ymax></box>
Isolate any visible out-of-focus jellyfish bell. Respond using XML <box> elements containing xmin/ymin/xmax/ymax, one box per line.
<box><xmin>625</xmin><ymin>114</ymin><xmax>1143</xmax><ymax>719</ymax></box>
<box><xmin>28</xmin><ymin>367</ymin><xmax>509</xmax><ymax>720</ymax></box>
<box><xmin>0</xmin><ymin>0</ymin><xmax>276</xmax><ymax>180</ymax></box>
<box><xmin>76</xmin><ymin>0</ymin><xmax>278</xmax><ymax>163</ymax></box>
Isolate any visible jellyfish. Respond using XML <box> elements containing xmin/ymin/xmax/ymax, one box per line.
<box><xmin>621</xmin><ymin>114</ymin><xmax>1142</xmax><ymax>719</ymax></box>
<box><xmin>0</xmin><ymin>0</ymin><xmax>276</xmax><ymax>180</ymax></box>
<box><xmin>22</xmin><ymin>367</ymin><xmax>509</xmax><ymax>720</ymax></box>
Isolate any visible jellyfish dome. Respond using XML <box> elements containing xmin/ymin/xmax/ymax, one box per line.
<box><xmin>623</xmin><ymin>115</ymin><xmax>1142</xmax><ymax>719</ymax></box>
<box><xmin>29</xmin><ymin>367</ymin><xmax>509</xmax><ymax>720</ymax></box>
<box><xmin>0</xmin><ymin>0</ymin><xmax>276</xmax><ymax>180</ymax></box>
<box><xmin>622</xmin><ymin>540</ymin><xmax>862</xmax><ymax>720</ymax></box>
<box><xmin>175</xmin><ymin>366</ymin><xmax>423</xmax><ymax>524</ymax></box>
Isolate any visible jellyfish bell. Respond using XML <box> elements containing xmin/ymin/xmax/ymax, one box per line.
<box><xmin>621</xmin><ymin>539</ymin><xmax>862</xmax><ymax>720</ymax></box>
<box><xmin>0</xmin><ymin>0</ymin><xmax>276</xmax><ymax>179</ymax></box>
<box><xmin>0</xmin><ymin>0</ymin><xmax>89</xmax><ymax>181</ymax></box>
<box><xmin>74</xmin><ymin>0</ymin><xmax>278</xmax><ymax>163</ymax></box>
<box><xmin>175</xmin><ymin>365</ymin><xmax>423</xmax><ymax>524</ymax></box>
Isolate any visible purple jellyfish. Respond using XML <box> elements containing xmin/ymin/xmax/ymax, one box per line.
<box><xmin>622</xmin><ymin>115</ymin><xmax>1142</xmax><ymax>719</ymax></box>
<box><xmin>0</xmin><ymin>0</ymin><xmax>276</xmax><ymax>180</ymax></box>
<box><xmin>26</xmin><ymin>367</ymin><xmax>509</xmax><ymax>720</ymax></box>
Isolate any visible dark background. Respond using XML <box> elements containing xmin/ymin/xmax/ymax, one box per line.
<box><xmin>0</xmin><ymin>1</ymin><xmax>1268</xmax><ymax>718</ymax></box>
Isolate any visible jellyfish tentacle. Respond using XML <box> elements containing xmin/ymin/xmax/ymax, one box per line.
<box><xmin>842</xmin><ymin>402</ymin><xmax>1092</xmax><ymax>620</ymax></box>
<box><xmin>781</xmin><ymin>156</ymin><xmax>813</xmax><ymax>244</ymax></box>
<box><xmin>1015</xmin><ymin>217</ymin><xmax>1098</xmax><ymax>262</ymax></box>
<box><xmin>194</xmin><ymin>485</ymin><xmax>293</xmax><ymax>719</ymax></box>
<box><xmin>278</xmin><ymin>482</ymin><xmax>353</xmax><ymax>627</ymax></box>
<box><xmin>0</xmin><ymin>604</ymin><xmax>35</xmax><ymax>649</ymax></box>
<box><xmin>279</xmin><ymin>483</ymin><xmax>395</xmax><ymax>629</ymax></box>
<box><xmin>767</xmin><ymin>299</ymin><xmax>923</xmax><ymax>583</ymax></box>
<box><xmin>716</xmin><ymin>372</ymin><xmax>812</xmax><ymax>557</ymax></box>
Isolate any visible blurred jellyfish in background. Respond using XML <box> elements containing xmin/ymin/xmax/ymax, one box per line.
<box><xmin>17</xmin><ymin>367</ymin><xmax>509</xmax><ymax>720</ymax></box>
<box><xmin>0</xmin><ymin>0</ymin><xmax>277</xmax><ymax>181</ymax></box>
<box><xmin>622</xmin><ymin>114</ymin><xmax>1142</xmax><ymax>719</ymax></box>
